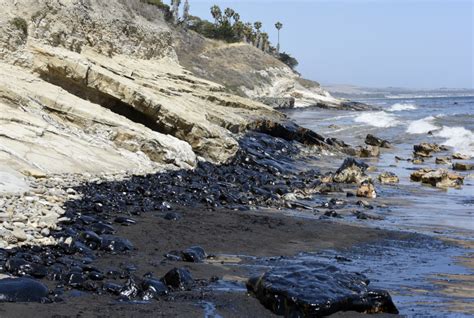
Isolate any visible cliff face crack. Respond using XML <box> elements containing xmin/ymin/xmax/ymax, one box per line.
<box><xmin>38</xmin><ymin>67</ymin><xmax>165</xmax><ymax>133</ymax></box>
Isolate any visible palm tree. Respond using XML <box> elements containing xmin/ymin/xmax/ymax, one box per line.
<box><xmin>253</xmin><ymin>21</ymin><xmax>262</xmax><ymax>47</ymax></box>
<box><xmin>233</xmin><ymin>21</ymin><xmax>245</xmax><ymax>40</ymax></box>
<box><xmin>261</xmin><ymin>32</ymin><xmax>269</xmax><ymax>52</ymax></box>
<box><xmin>171</xmin><ymin>0</ymin><xmax>181</xmax><ymax>24</ymax></box>
<box><xmin>210</xmin><ymin>5</ymin><xmax>222</xmax><ymax>25</ymax></box>
<box><xmin>242</xmin><ymin>22</ymin><xmax>253</xmax><ymax>43</ymax></box>
<box><xmin>275</xmin><ymin>21</ymin><xmax>283</xmax><ymax>53</ymax></box>
<box><xmin>224</xmin><ymin>8</ymin><xmax>235</xmax><ymax>19</ymax></box>
<box><xmin>183</xmin><ymin>0</ymin><xmax>190</xmax><ymax>22</ymax></box>
<box><xmin>233</xmin><ymin>12</ymin><xmax>240</xmax><ymax>25</ymax></box>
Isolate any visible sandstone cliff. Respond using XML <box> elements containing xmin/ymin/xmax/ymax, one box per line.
<box><xmin>0</xmin><ymin>0</ymin><xmax>297</xmax><ymax>192</ymax></box>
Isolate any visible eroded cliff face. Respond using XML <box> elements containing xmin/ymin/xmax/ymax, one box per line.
<box><xmin>173</xmin><ymin>30</ymin><xmax>344</xmax><ymax>108</ymax></box>
<box><xmin>0</xmin><ymin>0</ymin><xmax>288</xmax><ymax>192</ymax></box>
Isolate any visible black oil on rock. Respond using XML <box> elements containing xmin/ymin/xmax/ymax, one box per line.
<box><xmin>247</xmin><ymin>262</ymin><xmax>399</xmax><ymax>317</ymax></box>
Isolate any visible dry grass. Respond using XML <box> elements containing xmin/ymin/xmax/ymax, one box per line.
<box><xmin>117</xmin><ymin>0</ymin><xmax>167</xmax><ymax>22</ymax></box>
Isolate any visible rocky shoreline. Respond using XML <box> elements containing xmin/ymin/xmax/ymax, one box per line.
<box><xmin>0</xmin><ymin>130</ymin><xmax>417</xmax><ymax>317</ymax></box>
<box><xmin>2</xmin><ymin>126</ymin><xmax>470</xmax><ymax>317</ymax></box>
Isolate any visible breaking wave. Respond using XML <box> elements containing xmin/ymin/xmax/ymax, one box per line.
<box><xmin>435</xmin><ymin>126</ymin><xmax>474</xmax><ymax>157</ymax></box>
<box><xmin>388</xmin><ymin>103</ymin><xmax>418</xmax><ymax>112</ymax></box>
<box><xmin>406</xmin><ymin>116</ymin><xmax>439</xmax><ymax>134</ymax></box>
<box><xmin>354</xmin><ymin>111</ymin><xmax>400</xmax><ymax>128</ymax></box>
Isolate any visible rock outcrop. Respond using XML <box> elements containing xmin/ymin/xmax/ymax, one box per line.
<box><xmin>0</xmin><ymin>0</ymin><xmax>298</xmax><ymax>187</ymax></box>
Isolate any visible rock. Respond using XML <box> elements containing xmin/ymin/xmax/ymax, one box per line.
<box><xmin>353</xmin><ymin>211</ymin><xmax>384</xmax><ymax>220</ymax></box>
<box><xmin>21</xmin><ymin>169</ymin><xmax>47</xmax><ymax>179</ymax></box>
<box><xmin>412</xmin><ymin>168</ymin><xmax>464</xmax><ymax>188</ymax></box>
<box><xmin>182</xmin><ymin>246</ymin><xmax>207</xmax><ymax>263</ymax></box>
<box><xmin>162</xmin><ymin>268</ymin><xmax>194</xmax><ymax>290</ymax></box>
<box><xmin>356</xmin><ymin>182</ymin><xmax>377</xmax><ymax>198</ymax></box>
<box><xmin>323</xmin><ymin>210</ymin><xmax>342</xmax><ymax>218</ymax></box>
<box><xmin>453</xmin><ymin>162</ymin><xmax>473</xmax><ymax>171</ymax></box>
<box><xmin>359</xmin><ymin>145</ymin><xmax>380</xmax><ymax>158</ymax></box>
<box><xmin>100</xmin><ymin>235</ymin><xmax>133</xmax><ymax>252</ymax></box>
<box><xmin>164</xmin><ymin>212</ymin><xmax>182</xmax><ymax>221</ymax></box>
<box><xmin>246</xmin><ymin>263</ymin><xmax>399</xmax><ymax>317</ymax></box>
<box><xmin>333</xmin><ymin>158</ymin><xmax>369</xmax><ymax>184</ymax></box>
<box><xmin>378</xmin><ymin>172</ymin><xmax>399</xmax><ymax>184</ymax></box>
<box><xmin>413</xmin><ymin>143</ymin><xmax>445</xmax><ymax>157</ymax></box>
<box><xmin>165</xmin><ymin>246</ymin><xmax>207</xmax><ymax>263</ymax></box>
<box><xmin>435</xmin><ymin>157</ymin><xmax>452</xmax><ymax>165</ymax></box>
<box><xmin>452</xmin><ymin>153</ymin><xmax>471</xmax><ymax>160</ymax></box>
<box><xmin>255</xmin><ymin>97</ymin><xmax>295</xmax><ymax>109</ymax></box>
<box><xmin>0</xmin><ymin>278</ymin><xmax>49</xmax><ymax>302</ymax></box>
<box><xmin>412</xmin><ymin>158</ymin><xmax>424</xmax><ymax>164</ymax></box>
<box><xmin>114</xmin><ymin>217</ymin><xmax>137</xmax><ymax>226</ymax></box>
<box><xmin>12</xmin><ymin>228</ymin><xmax>27</xmax><ymax>242</ymax></box>
<box><xmin>141</xmin><ymin>278</ymin><xmax>168</xmax><ymax>300</ymax></box>
<box><xmin>365</xmin><ymin>134</ymin><xmax>391</xmax><ymax>148</ymax></box>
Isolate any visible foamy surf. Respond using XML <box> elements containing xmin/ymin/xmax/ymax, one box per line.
<box><xmin>435</xmin><ymin>126</ymin><xmax>474</xmax><ymax>157</ymax></box>
<box><xmin>354</xmin><ymin>111</ymin><xmax>400</xmax><ymax>128</ymax></box>
<box><xmin>388</xmin><ymin>103</ymin><xmax>418</xmax><ymax>112</ymax></box>
<box><xmin>406</xmin><ymin>116</ymin><xmax>439</xmax><ymax>134</ymax></box>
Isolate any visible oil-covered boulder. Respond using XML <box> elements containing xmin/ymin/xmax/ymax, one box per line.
<box><xmin>246</xmin><ymin>262</ymin><xmax>399</xmax><ymax>317</ymax></box>
<box><xmin>0</xmin><ymin>278</ymin><xmax>49</xmax><ymax>302</ymax></box>
<box><xmin>162</xmin><ymin>268</ymin><xmax>194</xmax><ymax>290</ymax></box>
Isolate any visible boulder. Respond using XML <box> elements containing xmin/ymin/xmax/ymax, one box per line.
<box><xmin>333</xmin><ymin>158</ymin><xmax>369</xmax><ymax>184</ymax></box>
<box><xmin>413</xmin><ymin>143</ymin><xmax>445</xmax><ymax>157</ymax></box>
<box><xmin>453</xmin><ymin>162</ymin><xmax>473</xmax><ymax>171</ymax></box>
<box><xmin>452</xmin><ymin>153</ymin><xmax>471</xmax><ymax>160</ymax></box>
<box><xmin>356</xmin><ymin>182</ymin><xmax>377</xmax><ymax>198</ymax></box>
<box><xmin>412</xmin><ymin>168</ymin><xmax>464</xmax><ymax>188</ymax></box>
<box><xmin>435</xmin><ymin>157</ymin><xmax>452</xmax><ymax>165</ymax></box>
<box><xmin>412</xmin><ymin>158</ymin><xmax>425</xmax><ymax>164</ymax></box>
<box><xmin>0</xmin><ymin>278</ymin><xmax>49</xmax><ymax>302</ymax></box>
<box><xmin>365</xmin><ymin>134</ymin><xmax>391</xmax><ymax>148</ymax></box>
<box><xmin>359</xmin><ymin>145</ymin><xmax>380</xmax><ymax>158</ymax></box>
<box><xmin>246</xmin><ymin>262</ymin><xmax>399</xmax><ymax>317</ymax></box>
<box><xmin>378</xmin><ymin>172</ymin><xmax>399</xmax><ymax>184</ymax></box>
<box><xmin>162</xmin><ymin>268</ymin><xmax>194</xmax><ymax>290</ymax></box>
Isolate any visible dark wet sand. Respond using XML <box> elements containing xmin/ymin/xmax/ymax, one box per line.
<box><xmin>0</xmin><ymin>207</ymin><xmax>409</xmax><ymax>317</ymax></box>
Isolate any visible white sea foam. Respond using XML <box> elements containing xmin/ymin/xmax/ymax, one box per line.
<box><xmin>435</xmin><ymin>126</ymin><xmax>474</xmax><ymax>157</ymax></box>
<box><xmin>406</xmin><ymin>116</ymin><xmax>439</xmax><ymax>134</ymax></box>
<box><xmin>354</xmin><ymin>111</ymin><xmax>400</xmax><ymax>128</ymax></box>
<box><xmin>388</xmin><ymin>103</ymin><xmax>418</xmax><ymax>112</ymax></box>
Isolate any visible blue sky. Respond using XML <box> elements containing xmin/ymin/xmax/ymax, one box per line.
<box><xmin>187</xmin><ymin>0</ymin><xmax>473</xmax><ymax>89</ymax></box>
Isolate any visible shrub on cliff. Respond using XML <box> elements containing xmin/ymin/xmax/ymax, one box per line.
<box><xmin>278</xmin><ymin>52</ymin><xmax>299</xmax><ymax>70</ymax></box>
<box><xmin>139</xmin><ymin>0</ymin><xmax>173</xmax><ymax>21</ymax></box>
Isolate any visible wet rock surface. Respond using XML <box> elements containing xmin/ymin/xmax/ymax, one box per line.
<box><xmin>333</xmin><ymin>158</ymin><xmax>369</xmax><ymax>184</ymax></box>
<box><xmin>453</xmin><ymin>162</ymin><xmax>473</xmax><ymax>171</ymax></box>
<box><xmin>0</xmin><ymin>278</ymin><xmax>49</xmax><ymax>303</ymax></box>
<box><xmin>378</xmin><ymin>172</ymin><xmax>400</xmax><ymax>184</ymax></box>
<box><xmin>247</xmin><ymin>262</ymin><xmax>399</xmax><ymax>317</ymax></box>
<box><xmin>410</xmin><ymin>168</ymin><xmax>464</xmax><ymax>188</ymax></box>
<box><xmin>365</xmin><ymin>134</ymin><xmax>391</xmax><ymax>148</ymax></box>
<box><xmin>413</xmin><ymin>143</ymin><xmax>447</xmax><ymax>158</ymax></box>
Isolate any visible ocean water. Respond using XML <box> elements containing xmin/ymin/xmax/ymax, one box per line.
<box><xmin>287</xmin><ymin>96</ymin><xmax>474</xmax><ymax>237</ymax></box>
<box><xmin>281</xmin><ymin>96</ymin><xmax>474</xmax><ymax>316</ymax></box>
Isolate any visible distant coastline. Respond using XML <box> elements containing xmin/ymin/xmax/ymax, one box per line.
<box><xmin>325</xmin><ymin>85</ymin><xmax>474</xmax><ymax>100</ymax></box>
